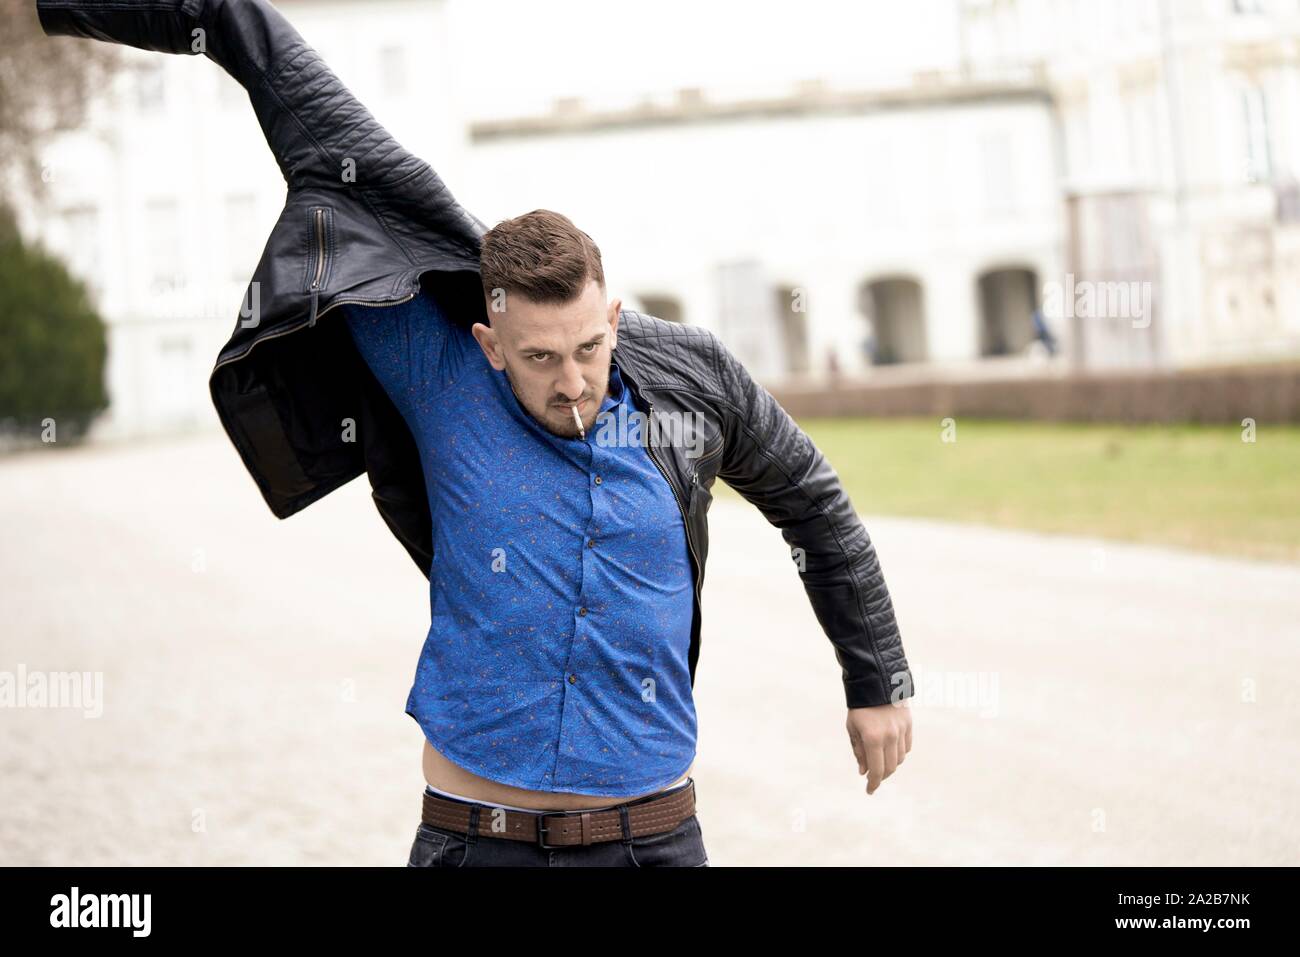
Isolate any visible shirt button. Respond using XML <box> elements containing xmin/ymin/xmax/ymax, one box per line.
<box><xmin>578</xmin><ymin>607</ymin><xmax>587</xmax><ymax>616</ymax></box>
<box><xmin>568</xmin><ymin>674</ymin><xmax>578</xmax><ymax>684</ymax></box>
<box><xmin>587</xmin><ymin>539</ymin><xmax>595</xmax><ymax>548</ymax></box>
<box><xmin>594</xmin><ymin>476</ymin><xmax>602</xmax><ymax>485</ymax></box>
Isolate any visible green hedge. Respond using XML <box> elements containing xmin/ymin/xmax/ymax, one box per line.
<box><xmin>0</xmin><ymin>210</ymin><xmax>108</xmax><ymax>440</ymax></box>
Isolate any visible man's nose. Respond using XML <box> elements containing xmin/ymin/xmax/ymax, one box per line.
<box><xmin>556</xmin><ymin>359</ymin><xmax>585</xmax><ymax>401</ymax></box>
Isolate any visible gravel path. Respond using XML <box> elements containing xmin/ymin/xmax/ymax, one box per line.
<box><xmin>1</xmin><ymin>431</ymin><xmax>1296</xmax><ymax>865</ymax></box>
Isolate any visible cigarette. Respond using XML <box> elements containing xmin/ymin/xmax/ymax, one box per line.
<box><xmin>571</xmin><ymin>403</ymin><xmax>585</xmax><ymax>440</ymax></box>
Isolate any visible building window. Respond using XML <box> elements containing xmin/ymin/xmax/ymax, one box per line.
<box><xmin>1242</xmin><ymin>85</ymin><xmax>1272</xmax><ymax>182</ymax></box>
<box><xmin>157</xmin><ymin>335</ymin><xmax>196</xmax><ymax>425</ymax></box>
<box><xmin>145</xmin><ymin>199</ymin><xmax>183</xmax><ymax>292</ymax></box>
<box><xmin>216</xmin><ymin>72</ymin><xmax>246</xmax><ymax>110</ymax></box>
<box><xmin>979</xmin><ymin>129</ymin><xmax>1016</xmax><ymax>216</ymax></box>
<box><xmin>224</xmin><ymin>194</ymin><xmax>259</xmax><ymax>283</ymax></box>
<box><xmin>379</xmin><ymin>46</ymin><xmax>407</xmax><ymax>96</ymax></box>
<box><xmin>59</xmin><ymin>205</ymin><xmax>101</xmax><ymax>301</ymax></box>
<box><xmin>636</xmin><ymin>295</ymin><xmax>684</xmax><ymax>324</ymax></box>
<box><xmin>135</xmin><ymin>60</ymin><xmax>165</xmax><ymax>111</ymax></box>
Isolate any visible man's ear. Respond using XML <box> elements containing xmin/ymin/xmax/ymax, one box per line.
<box><xmin>608</xmin><ymin>297</ymin><xmax>621</xmax><ymax>350</ymax></box>
<box><xmin>471</xmin><ymin>321</ymin><xmax>506</xmax><ymax>371</ymax></box>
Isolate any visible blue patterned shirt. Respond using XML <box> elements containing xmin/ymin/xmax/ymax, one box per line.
<box><xmin>341</xmin><ymin>291</ymin><xmax>697</xmax><ymax>796</ymax></box>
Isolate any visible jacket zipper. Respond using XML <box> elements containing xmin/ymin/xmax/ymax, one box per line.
<box><xmin>212</xmin><ymin>288</ymin><xmax>417</xmax><ymax>373</ymax></box>
<box><xmin>691</xmin><ymin>435</ymin><xmax>723</xmax><ymax>482</ymax></box>
<box><xmin>643</xmin><ymin>399</ymin><xmax>705</xmax><ymax>610</ymax></box>
<box><xmin>307</xmin><ymin>208</ymin><xmax>326</xmax><ymax>328</ymax></box>
<box><xmin>310</xmin><ymin>208</ymin><xmax>326</xmax><ymax>291</ymax></box>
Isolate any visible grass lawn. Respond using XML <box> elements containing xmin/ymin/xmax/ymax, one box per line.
<box><xmin>713</xmin><ymin>417</ymin><xmax>1300</xmax><ymax>563</ymax></box>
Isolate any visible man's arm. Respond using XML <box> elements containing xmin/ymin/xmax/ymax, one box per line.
<box><xmin>710</xmin><ymin>333</ymin><xmax>914</xmax><ymax>793</ymax></box>
<box><xmin>342</xmin><ymin>291</ymin><xmax>464</xmax><ymax>424</ymax></box>
<box><xmin>711</xmin><ymin>333</ymin><xmax>914</xmax><ymax>710</ymax></box>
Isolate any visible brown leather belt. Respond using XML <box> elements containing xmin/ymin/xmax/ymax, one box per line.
<box><xmin>421</xmin><ymin>779</ymin><xmax>696</xmax><ymax>849</ymax></box>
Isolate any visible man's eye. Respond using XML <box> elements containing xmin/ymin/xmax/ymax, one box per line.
<box><xmin>530</xmin><ymin>353</ymin><xmax>550</xmax><ymax>361</ymax></box>
<box><xmin>581</xmin><ymin>342</ymin><xmax>598</xmax><ymax>353</ymax></box>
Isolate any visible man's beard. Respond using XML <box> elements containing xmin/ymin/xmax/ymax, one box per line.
<box><xmin>502</xmin><ymin>363</ymin><xmax>607</xmax><ymax>439</ymax></box>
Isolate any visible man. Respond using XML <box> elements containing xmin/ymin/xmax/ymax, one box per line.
<box><xmin>347</xmin><ymin>209</ymin><xmax>913</xmax><ymax>867</ymax></box>
<box><xmin>36</xmin><ymin>0</ymin><xmax>916</xmax><ymax>868</ymax></box>
<box><xmin>345</xmin><ymin>210</ymin><xmax>714</xmax><ymax>866</ymax></box>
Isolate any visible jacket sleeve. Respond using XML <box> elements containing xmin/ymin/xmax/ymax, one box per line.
<box><xmin>711</xmin><ymin>333</ymin><xmax>914</xmax><ymax>709</ymax></box>
<box><xmin>35</xmin><ymin>0</ymin><xmax>472</xmax><ymax>202</ymax></box>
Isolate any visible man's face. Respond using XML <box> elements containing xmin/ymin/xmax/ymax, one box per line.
<box><xmin>471</xmin><ymin>279</ymin><xmax>622</xmax><ymax>440</ymax></box>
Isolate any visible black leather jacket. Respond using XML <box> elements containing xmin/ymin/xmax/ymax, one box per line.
<box><xmin>37</xmin><ymin>0</ymin><xmax>913</xmax><ymax>709</ymax></box>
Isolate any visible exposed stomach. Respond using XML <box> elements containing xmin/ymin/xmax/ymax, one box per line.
<box><xmin>422</xmin><ymin>738</ymin><xmax>692</xmax><ymax>810</ymax></box>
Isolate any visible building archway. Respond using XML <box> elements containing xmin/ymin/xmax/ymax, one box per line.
<box><xmin>859</xmin><ymin>276</ymin><xmax>927</xmax><ymax>365</ymax></box>
<box><xmin>635</xmin><ymin>294</ymin><xmax>684</xmax><ymax>324</ymax></box>
<box><xmin>977</xmin><ymin>267</ymin><xmax>1040</xmax><ymax>357</ymax></box>
<box><xmin>774</xmin><ymin>285</ymin><xmax>810</xmax><ymax>375</ymax></box>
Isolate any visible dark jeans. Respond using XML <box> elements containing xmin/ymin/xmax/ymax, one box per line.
<box><xmin>406</xmin><ymin>779</ymin><xmax>709</xmax><ymax>867</ymax></box>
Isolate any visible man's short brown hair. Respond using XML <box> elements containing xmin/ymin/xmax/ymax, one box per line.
<box><xmin>479</xmin><ymin>209</ymin><xmax>605</xmax><ymax>308</ymax></box>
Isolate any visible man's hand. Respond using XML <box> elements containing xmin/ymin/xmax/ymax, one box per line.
<box><xmin>847</xmin><ymin>701</ymin><xmax>912</xmax><ymax>795</ymax></box>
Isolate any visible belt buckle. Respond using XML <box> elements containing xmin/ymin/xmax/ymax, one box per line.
<box><xmin>535</xmin><ymin>808</ymin><xmax>583</xmax><ymax>849</ymax></box>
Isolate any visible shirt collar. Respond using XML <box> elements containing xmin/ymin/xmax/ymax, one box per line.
<box><xmin>602</xmin><ymin>360</ymin><xmax>626</xmax><ymax>410</ymax></box>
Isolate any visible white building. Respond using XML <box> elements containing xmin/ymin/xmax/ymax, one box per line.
<box><xmin>469</xmin><ymin>0</ymin><xmax>1300</xmax><ymax>379</ymax></box>
<box><xmin>960</xmin><ymin>0</ymin><xmax>1300</xmax><ymax>368</ymax></box>
<box><xmin>15</xmin><ymin>0</ymin><xmax>1300</xmax><ymax>439</ymax></box>
<box><xmin>16</xmin><ymin>0</ymin><xmax>462</xmax><ymax>439</ymax></box>
<box><xmin>466</xmin><ymin>77</ymin><xmax>1065</xmax><ymax>383</ymax></box>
